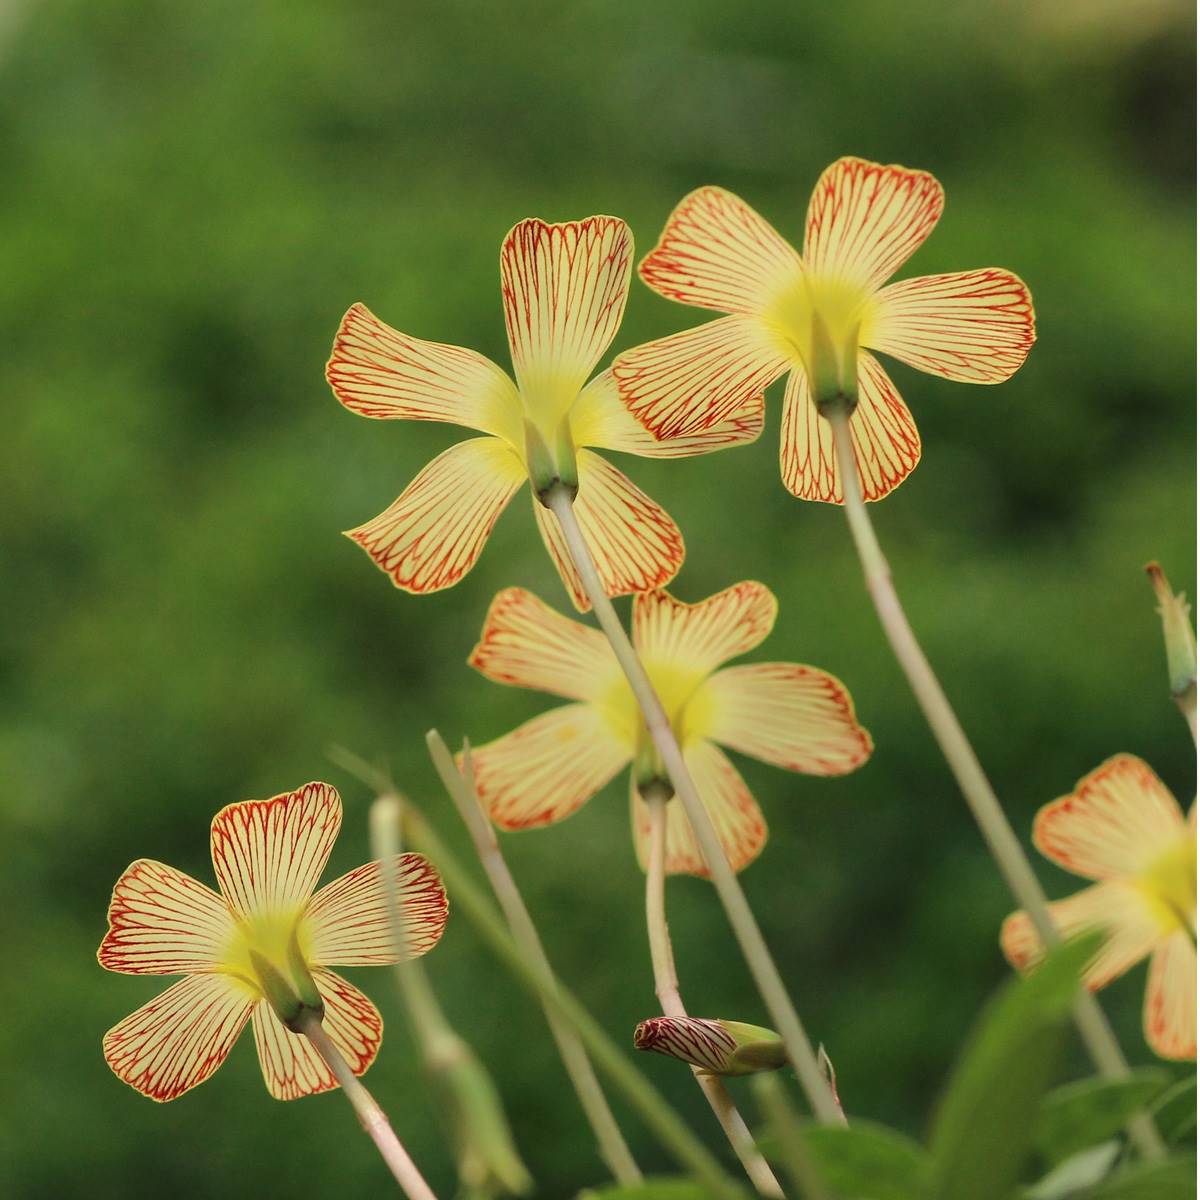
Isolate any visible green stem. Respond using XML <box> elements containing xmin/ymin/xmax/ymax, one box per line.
<box><xmin>397</xmin><ymin>800</ymin><xmax>748</xmax><ymax>1200</ymax></box>
<box><xmin>544</xmin><ymin>483</ymin><xmax>842</xmax><ymax>1128</ymax></box>
<box><xmin>752</xmin><ymin>1074</ymin><xmax>832</xmax><ymax>1200</ymax></box>
<box><xmin>295</xmin><ymin>1009</ymin><xmax>439</xmax><ymax>1199</ymax></box>
<box><xmin>644</xmin><ymin>790</ymin><xmax>786</xmax><ymax>1198</ymax></box>
<box><xmin>426</xmin><ymin>731</ymin><xmax>644</xmax><ymax>1188</ymax></box>
<box><xmin>826</xmin><ymin>406</ymin><xmax>1165</xmax><ymax>1161</ymax></box>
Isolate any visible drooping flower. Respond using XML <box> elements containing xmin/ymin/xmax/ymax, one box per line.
<box><xmin>611</xmin><ymin>157</ymin><xmax>1035</xmax><ymax>503</ymax></box>
<box><xmin>466</xmin><ymin>582</ymin><xmax>872</xmax><ymax>875</ymax></box>
<box><xmin>98</xmin><ymin>782</ymin><xmax>449</xmax><ymax>1100</ymax></box>
<box><xmin>634</xmin><ymin>1016</ymin><xmax>788</xmax><ymax>1076</ymax></box>
<box><xmin>1001</xmin><ymin>755</ymin><xmax>1196</xmax><ymax>1060</ymax></box>
<box><xmin>326</xmin><ymin>217</ymin><xmax>763</xmax><ymax>610</ymax></box>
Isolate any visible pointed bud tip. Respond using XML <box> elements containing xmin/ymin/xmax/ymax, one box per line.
<box><xmin>1145</xmin><ymin>560</ymin><xmax>1197</xmax><ymax>696</ymax></box>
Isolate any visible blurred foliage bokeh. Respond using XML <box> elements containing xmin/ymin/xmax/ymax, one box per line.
<box><xmin>1</xmin><ymin>0</ymin><xmax>1194</xmax><ymax>1195</ymax></box>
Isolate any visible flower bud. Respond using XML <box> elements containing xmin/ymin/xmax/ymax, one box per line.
<box><xmin>634</xmin><ymin>1015</ymin><xmax>788</xmax><ymax>1076</ymax></box>
<box><xmin>1146</xmin><ymin>562</ymin><xmax>1197</xmax><ymax>698</ymax></box>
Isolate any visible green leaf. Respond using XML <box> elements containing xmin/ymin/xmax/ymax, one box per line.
<box><xmin>926</xmin><ymin>934</ymin><xmax>1101</xmax><ymax>1200</ymax></box>
<box><xmin>798</xmin><ymin>1122</ymin><xmax>929</xmax><ymax>1200</ymax></box>
<box><xmin>1035</xmin><ymin>1070</ymin><xmax>1172</xmax><ymax>1163</ymax></box>
<box><xmin>1077</xmin><ymin>1156</ymin><xmax>1197</xmax><ymax>1198</ymax></box>
<box><xmin>578</xmin><ymin>1181</ymin><xmax>712</xmax><ymax>1200</ymax></box>
<box><xmin>1150</xmin><ymin>1075</ymin><xmax>1198</xmax><ymax>1147</ymax></box>
<box><xmin>1026</xmin><ymin>1142</ymin><xmax>1122</xmax><ymax>1199</ymax></box>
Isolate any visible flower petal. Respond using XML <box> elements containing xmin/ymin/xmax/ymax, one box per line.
<box><xmin>468</xmin><ymin>586</ymin><xmax>617</xmax><ymax>702</ymax></box>
<box><xmin>780</xmin><ymin>356</ymin><xmax>920</xmax><ymax>503</ymax></box>
<box><xmin>103</xmin><ymin>974</ymin><xmax>253</xmax><ymax>1102</ymax></box>
<box><xmin>632</xmin><ymin>582</ymin><xmax>777</xmax><ymax>676</ymax></box>
<box><xmin>326</xmin><ymin>303</ymin><xmax>521</xmax><ymax>441</ymax></box>
<box><xmin>211</xmin><ymin>782</ymin><xmax>342</xmax><ymax>919</ymax></box>
<box><xmin>1034</xmin><ymin>754</ymin><xmax>1186</xmax><ymax>881</ymax></box>
<box><xmin>98</xmin><ymin>859</ymin><xmax>235</xmax><ymax>976</ymax></box>
<box><xmin>347</xmin><ymin>437</ymin><xmax>525</xmax><ymax>594</ymax></box>
<box><xmin>631</xmin><ymin>742</ymin><xmax>767</xmax><ymax>877</ymax></box>
<box><xmin>611</xmin><ymin>316</ymin><xmax>788</xmax><ymax>441</ymax></box>
<box><xmin>252</xmin><ymin>969</ymin><xmax>382</xmax><ymax>1100</ymax></box>
<box><xmin>1144</xmin><ymin>932</ymin><xmax>1196</xmax><ymax>1060</ymax></box>
<box><xmin>638</xmin><ymin>186</ymin><xmax>804</xmax><ymax>315</ymax></box>
<box><xmin>533</xmin><ymin>451</ymin><xmax>684</xmax><ymax>613</ymax></box>
<box><xmin>571</xmin><ymin>371</ymin><xmax>765</xmax><ymax>459</ymax></box>
<box><xmin>869</xmin><ymin>269</ymin><xmax>1035</xmax><ymax>384</ymax></box>
<box><xmin>501</xmin><ymin>216</ymin><xmax>633</xmax><ymax>400</ymax></box>
<box><xmin>803</xmin><ymin>157</ymin><xmax>943</xmax><ymax>291</ymax></box>
<box><xmin>698</xmin><ymin>663</ymin><xmax>872</xmax><ymax>774</ymax></box>
<box><xmin>305</xmin><ymin>854</ymin><xmax>448</xmax><ymax>966</ymax></box>
<box><xmin>1000</xmin><ymin>881</ymin><xmax>1161</xmax><ymax>990</ymax></box>
<box><xmin>472</xmin><ymin>704</ymin><xmax>631</xmax><ymax>830</ymax></box>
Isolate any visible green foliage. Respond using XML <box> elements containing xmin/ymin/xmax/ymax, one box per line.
<box><xmin>1150</xmin><ymin>1076</ymin><xmax>1199</xmax><ymax>1148</ymax></box>
<box><xmin>798</xmin><ymin>1122</ymin><xmax>929</xmax><ymax>1199</ymax></box>
<box><xmin>579</xmin><ymin>1181</ymin><xmax>713</xmax><ymax>1200</ymax></box>
<box><xmin>1034</xmin><ymin>1071</ymin><xmax>1172</xmax><ymax>1165</ymax></box>
<box><xmin>1075</xmin><ymin>1157</ymin><xmax>1198</xmax><ymax>1199</ymax></box>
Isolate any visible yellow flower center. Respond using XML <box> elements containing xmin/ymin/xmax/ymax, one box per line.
<box><xmin>220</xmin><ymin>905</ymin><xmax>315</xmax><ymax>999</ymax></box>
<box><xmin>763</xmin><ymin>273</ymin><xmax>879</xmax><ymax>382</ymax></box>
<box><xmin>1135</xmin><ymin>837</ymin><xmax>1197</xmax><ymax>937</ymax></box>
<box><xmin>598</xmin><ymin>659</ymin><xmax>716</xmax><ymax>756</ymax></box>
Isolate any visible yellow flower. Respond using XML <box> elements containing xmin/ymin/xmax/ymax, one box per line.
<box><xmin>1001</xmin><ymin>755</ymin><xmax>1196</xmax><ymax>1061</ymax></box>
<box><xmin>466</xmin><ymin>583</ymin><xmax>872</xmax><ymax>875</ymax></box>
<box><xmin>98</xmin><ymin>782</ymin><xmax>448</xmax><ymax>1100</ymax></box>
<box><xmin>326</xmin><ymin>217</ymin><xmax>763</xmax><ymax>610</ymax></box>
<box><xmin>612</xmin><ymin>157</ymin><xmax>1036</xmax><ymax>503</ymax></box>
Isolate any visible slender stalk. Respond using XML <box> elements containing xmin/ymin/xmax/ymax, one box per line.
<box><xmin>545</xmin><ymin>483</ymin><xmax>842</xmax><ymax>1128</ymax></box>
<box><xmin>395</xmin><ymin>800</ymin><xmax>748</xmax><ymax>1200</ymax></box>
<box><xmin>753</xmin><ymin>1074</ymin><xmax>832</xmax><ymax>1200</ymax></box>
<box><xmin>1173</xmin><ymin>682</ymin><xmax>1196</xmax><ymax>744</ymax></box>
<box><xmin>295</xmin><ymin>1009</ymin><xmax>439</xmax><ymax>1200</ymax></box>
<box><xmin>825</xmin><ymin>406</ymin><xmax>1165</xmax><ymax>1160</ymax></box>
<box><xmin>644</xmin><ymin>790</ymin><xmax>786</xmax><ymax>1198</ymax></box>
<box><xmin>425</xmin><ymin>731</ymin><xmax>643</xmax><ymax>1187</ymax></box>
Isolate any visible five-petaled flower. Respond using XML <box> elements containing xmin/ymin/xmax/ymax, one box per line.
<box><xmin>98</xmin><ymin>782</ymin><xmax>449</xmax><ymax>1100</ymax></box>
<box><xmin>465</xmin><ymin>582</ymin><xmax>872</xmax><ymax>875</ymax></box>
<box><xmin>612</xmin><ymin>156</ymin><xmax>1036</xmax><ymax>503</ymax></box>
<box><xmin>326</xmin><ymin>216</ymin><xmax>763</xmax><ymax>611</ymax></box>
<box><xmin>1001</xmin><ymin>754</ymin><xmax>1196</xmax><ymax>1061</ymax></box>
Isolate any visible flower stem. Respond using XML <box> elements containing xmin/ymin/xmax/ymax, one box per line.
<box><xmin>825</xmin><ymin>406</ymin><xmax>1165</xmax><ymax>1161</ymax></box>
<box><xmin>295</xmin><ymin>1009</ymin><xmax>439</xmax><ymax>1199</ymax></box>
<box><xmin>644</xmin><ymin>789</ymin><xmax>786</xmax><ymax>1198</ymax></box>
<box><xmin>426</xmin><ymin>730</ymin><xmax>644</xmax><ymax>1188</ymax></box>
<box><xmin>545</xmin><ymin>482</ymin><xmax>842</xmax><ymax>1128</ymax></box>
<box><xmin>395</xmin><ymin>799</ymin><xmax>749</xmax><ymax>1200</ymax></box>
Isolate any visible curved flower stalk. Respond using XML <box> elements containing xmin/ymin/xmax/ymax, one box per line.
<box><xmin>465</xmin><ymin>582</ymin><xmax>872</xmax><ymax>874</ymax></box>
<box><xmin>1002</xmin><ymin>755</ymin><xmax>1196</xmax><ymax>1061</ymax></box>
<box><xmin>98</xmin><ymin>782</ymin><xmax>448</xmax><ymax>1101</ymax></box>
<box><xmin>326</xmin><ymin>216</ymin><xmax>763</xmax><ymax>610</ymax></box>
<box><xmin>611</xmin><ymin>156</ymin><xmax>1035</xmax><ymax>502</ymax></box>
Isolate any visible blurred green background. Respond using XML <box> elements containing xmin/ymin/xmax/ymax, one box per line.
<box><xmin>1</xmin><ymin>0</ymin><xmax>1194</xmax><ymax>1195</ymax></box>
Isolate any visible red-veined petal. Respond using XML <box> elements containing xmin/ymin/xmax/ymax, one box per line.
<box><xmin>1144</xmin><ymin>932</ymin><xmax>1196</xmax><ymax>1060</ymax></box>
<box><xmin>326</xmin><ymin>303</ymin><xmax>521</xmax><ymax>441</ymax></box>
<box><xmin>1033</xmin><ymin>755</ymin><xmax>1186</xmax><ymax>881</ymax></box>
<box><xmin>102</xmin><ymin>974</ymin><xmax>252</xmax><ymax>1102</ymax></box>
<box><xmin>305</xmin><ymin>855</ymin><xmax>448</xmax><ymax>966</ymax></box>
<box><xmin>631</xmin><ymin>742</ymin><xmax>767</xmax><ymax>877</ymax></box>
<box><xmin>346</xmin><ymin>437</ymin><xmax>525</xmax><ymax>594</ymax></box>
<box><xmin>571</xmin><ymin>371</ymin><xmax>765</xmax><ymax>459</ymax></box>
<box><xmin>252</xmin><ymin>969</ymin><xmax>382</xmax><ymax>1100</ymax></box>
<box><xmin>638</xmin><ymin>186</ymin><xmax>804</xmax><ymax>315</ymax></box>
<box><xmin>869</xmin><ymin>269</ymin><xmax>1035</xmax><ymax>383</ymax></box>
<box><xmin>632</xmin><ymin>582</ymin><xmax>777</xmax><ymax>676</ymax></box>
<box><xmin>533</xmin><ymin>451</ymin><xmax>683</xmax><ymax>612</ymax></box>
<box><xmin>472</xmin><ymin>704</ymin><xmax>631</xmax><ymax>830</ymax></box>
<box><xmin>501</xmin><ymin>216</ymin><xmax>633</xmax><ymax>400</ymax></box>
<box><xmin>98</xmin><ymin>859</ymin><xmax>235</xmax><ymax>976</ymax></box>
<box><xmin>1000</xmin><ymin>882</ymin><xmax>1160</xmax><ymax>990</ymax></box>
<box><xmin>468</xmin><ymin>586</ymin><xmax>616</xmax><ymax>702</ymax></box>
<box><xmin>211</xmin><ymin>782</ymin><xmax>342</xmax><ymax>919</ymax></box>
<box><xmin>780</xmin><ymin>356</ymin><xmax>920</xmax><ymax>503</ymax></box>
<box><xmin>699</xmin><ymin>663</ymin><xmax>872</xmax><ymax>775</ymax></box>
<box><xmin>611</xmin><ymin>316</ymin><xmax>787</xmax><ymax>440</ymax></box>
<box><xmin>804</xmin><ymin>157</ymin><xmax>943</xmax><ymax>291</ymax></box>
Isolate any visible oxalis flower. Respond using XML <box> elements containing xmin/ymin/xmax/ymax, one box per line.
<box><xmin>98</xmin><ymin>782</ymin><xmax>449</xmax><ymax>1100</ymax></box>
<box><xmin>326</xmin><ymin>216</ymin><xmax>763</xmax><ymax>611</ymax></box>
<box><xmin>466</xmin><ymin>582</ymin><xmax>872</xmax><ymax>875</ymax></box>
<box><xmin>611</xmin><ymin>156</ymin><xmax>1036</xmax><ymax>502</ymax></box>
<box><xmin>635</xmin><ymin>1016</ymin><xmax>787</xmax><ymax>1077</ymax></box>
<box><xmin>1001</xmin><ymin>755</ymin><xmax>1196</xmax><ymax>1060</ymax></box>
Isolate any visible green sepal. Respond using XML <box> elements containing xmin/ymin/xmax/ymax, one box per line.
<box><xmin>288</xmin><ymin>926</ymin><xmax>324</xmax><ymax>1015</ymax></box>
<box><xmin>249</xmin><ymin>949</ymin><xmax>304</xmax><ymax>1030</ymax></box>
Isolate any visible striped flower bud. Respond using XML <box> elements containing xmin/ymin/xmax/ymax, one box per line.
<box><xmin>634</xmin><ymin>1015</ymin><xmax>788</xmax><ymax>1076</ymax></box>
